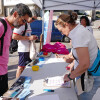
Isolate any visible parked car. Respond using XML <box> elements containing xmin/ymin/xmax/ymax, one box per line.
<box><xmin>30</xmin><ymin>20</ymin><xmax>70</xmax><ymax>43</ymax></box>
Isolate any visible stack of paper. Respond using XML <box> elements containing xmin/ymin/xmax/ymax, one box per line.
<box><xmin>44</xmin><ymin>76</ymin><xmax>71</xmax><ymax>87</ymax></box>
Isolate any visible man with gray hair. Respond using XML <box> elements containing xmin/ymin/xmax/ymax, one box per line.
<box><xmin>12</xmin><ymin>10</ymin><xmax>38</xmax><ymax>78</ymax></box>
<box><xmin>0</xmin><ymin>3</ymin><xmax>32</xmax><ymax>96</ymax></box>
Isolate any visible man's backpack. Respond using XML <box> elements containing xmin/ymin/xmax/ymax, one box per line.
<box><xmin>9</xmin><ymin>23</ymin><xmax>28</xmax><ymax>54</ymax></box>
<box><xmin>0</xmin><ymin>18</ymin><xmax>7</xmax><ymax>56</ymax></box>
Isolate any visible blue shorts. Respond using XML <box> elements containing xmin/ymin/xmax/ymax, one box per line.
<box><xmin>18</xmin><ymin>52</ymin><xmax>32</xmax><ymax>67</ymax></box>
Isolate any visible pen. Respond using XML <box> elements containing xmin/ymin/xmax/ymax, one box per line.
<box><xmin>43</xmin><ymin>89</ymin><xmax>54</xmax><ymax>92</ymax></box>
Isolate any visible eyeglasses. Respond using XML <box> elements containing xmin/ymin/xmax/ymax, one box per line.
<box><xmin>21</xmin><ymin>17</ymin><xmax>27</xmax><ymax>23</ymax></box>
<box><xmin>22</xmin><ymin>19</ymin><xmax>27</xmax><ymax>23</ymax></box>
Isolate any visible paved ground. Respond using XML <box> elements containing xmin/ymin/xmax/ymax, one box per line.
<box><xmin>8</xmin><ymin>52</ymin><xmax>19</xmax><ymax>87</ymax></box>
<box><xmin>8</xmin><ymin>28</ymin><xmax>100</xmax><ymax>88</ymax></box>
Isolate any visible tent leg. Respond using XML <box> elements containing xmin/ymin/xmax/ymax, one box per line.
<box><xmin>39</xmin><ymin>10</ymin><xmax>44</xmax><ymax>52</ymax></box>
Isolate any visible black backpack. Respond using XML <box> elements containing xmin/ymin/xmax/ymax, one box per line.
<box><xmin>0</xmin><ymin>18</ymin><xmax>7</xmax><ymax>56</ymax></box>
<box><xmin>9</xmin><ymin>23</ymin><xmax>28</xmax><ymax>54</ymax></box>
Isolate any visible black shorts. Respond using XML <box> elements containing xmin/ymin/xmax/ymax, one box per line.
<box><xmin>18</xmin><ymin>52</ymin><xmax>32</xmax><ymax>67</ymax></box>
<box><xmin>0</xmin><ymin>74</ymin><xmax>8</xmax><ymax>96</ymax></box>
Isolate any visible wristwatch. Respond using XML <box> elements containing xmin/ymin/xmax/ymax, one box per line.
<box><xmin>67</xmin><ymin>73</ymin><xmax>73</xmax><ymax>80</ymax></box>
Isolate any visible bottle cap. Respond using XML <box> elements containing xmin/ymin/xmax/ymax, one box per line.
<box><xmin>43</xmin><ymin>52</ymin><xmax>48</xmax><ymax>55</ymax></box>
<box><xmin>32</xmin><ymin>65</ymin><xmax>39</xmax><ymax>71</ymax></box>
<box><xmin>39</xmin><ymin>57</ymin><xmax>44</xmax><ymax>61</ymax></box>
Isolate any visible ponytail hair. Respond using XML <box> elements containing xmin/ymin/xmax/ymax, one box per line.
<box><xmin>68</xmin><ymin>12</ymin><xmax>78</xmax><ymax>23</ymax></box>
<box><xmin>55</xmin><ymin>12</ymin><xmax>78</xmax><ymax>27</ymax></box>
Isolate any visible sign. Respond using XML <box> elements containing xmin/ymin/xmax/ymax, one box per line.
<box><xmin>46</xmin><ymin>10</ymin><xmax>53</xmax><ymax>44</ymax></box>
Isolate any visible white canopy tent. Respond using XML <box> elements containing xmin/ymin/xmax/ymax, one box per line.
<box><xmin>32</xmin><ymin>0</ymin><xmax>100</xmax><ymax>10</ymax></box>
<box><xmin>32</xmin><ymin>0</ymin><xmax>100</xmax><ymax>47</ymax></box>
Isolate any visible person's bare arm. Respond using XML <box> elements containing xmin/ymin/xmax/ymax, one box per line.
<box><xmin>56</xmin><ymin>51</ymin><xmax>74</xmax><ymax>63</ymax></box>
<box><xmin>12</xmin><ymin>33</ymin><xmax>37</xmax><ymax>41</ymax></box>
<box><xmin>64</xmin><ymin>51</ymin><xmax>74</xmax><ymax>63</ymax></box>
<box><xmin>64</xmin><ymin>47</ymin><xmax>90</xmax><ymax>82</ymax></box>
<box><xmin>56</xmin><ymin>51</ymin><xmax>72</xmax><ymax>58</ymax></box>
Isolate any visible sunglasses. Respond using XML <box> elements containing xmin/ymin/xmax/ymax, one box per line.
<box><xmin>22</xmin><ymin>19</ymin><xmax>27</xmax><ymax>23</ymax></box>
<box><xmin>21</xmin><ymin>17</ymin><xmax>27</xmax><ymax>23</ymax></box>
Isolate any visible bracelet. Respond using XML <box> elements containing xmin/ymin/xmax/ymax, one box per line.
<box><xmin>67</xmin><ymin>73</ymin><xmax>73</xmax><ymax>80</ymax></box>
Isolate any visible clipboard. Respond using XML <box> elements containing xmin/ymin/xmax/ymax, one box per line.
<box><xmin>43</xmin><ymin>76</ymin><xmax>71</xmax><ymax>88</ymax></box>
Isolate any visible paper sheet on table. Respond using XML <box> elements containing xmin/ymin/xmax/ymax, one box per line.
<box><xmin>45</xmin><ymin>58</ymin><xmax>65</xmax><ymax>64</ymax></box>
<box><xmin>44</xmin><ymin>76</ymin><xmax>71</xmax><ymax>87</ymax></box>
<box><xmin>28</xmin><ymin>94</ymin><xmax>59</xmax><ymax>100</ymax></box>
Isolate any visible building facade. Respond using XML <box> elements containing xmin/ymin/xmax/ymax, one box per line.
<box><xmin>0</xmin><ymin>0</ymin><xmax>41</xmax><ymax>17</ymax></box>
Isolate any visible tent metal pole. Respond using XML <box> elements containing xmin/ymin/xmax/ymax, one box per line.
<box><xmin>39</xmin><ymin>0</ymin><xmax>44</xmax><ymax>52</ymax></box>
<box><xmin>42</xmin><ymin>0</ymin><xmax>44</xmax><ymax>47</ymax></box>
<box><xmin>39</xmin><ymin>9</ymin><xmax>44</xmax><ymax>52</ymax></box>
<box><xmin>42</xmin><ymin>10</ymin><xmax>44</xmax><ymax>36</ymax></box>
<box><xmin>42</xmin><ymin>9</ymin><xmax>44</xmax><ymax>42</ymax></box>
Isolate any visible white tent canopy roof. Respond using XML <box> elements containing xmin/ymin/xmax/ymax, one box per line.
<box><xmin>32</xmin><ymin>0</ymin><xmax>100</xmax><ymax>10</ymax></box>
